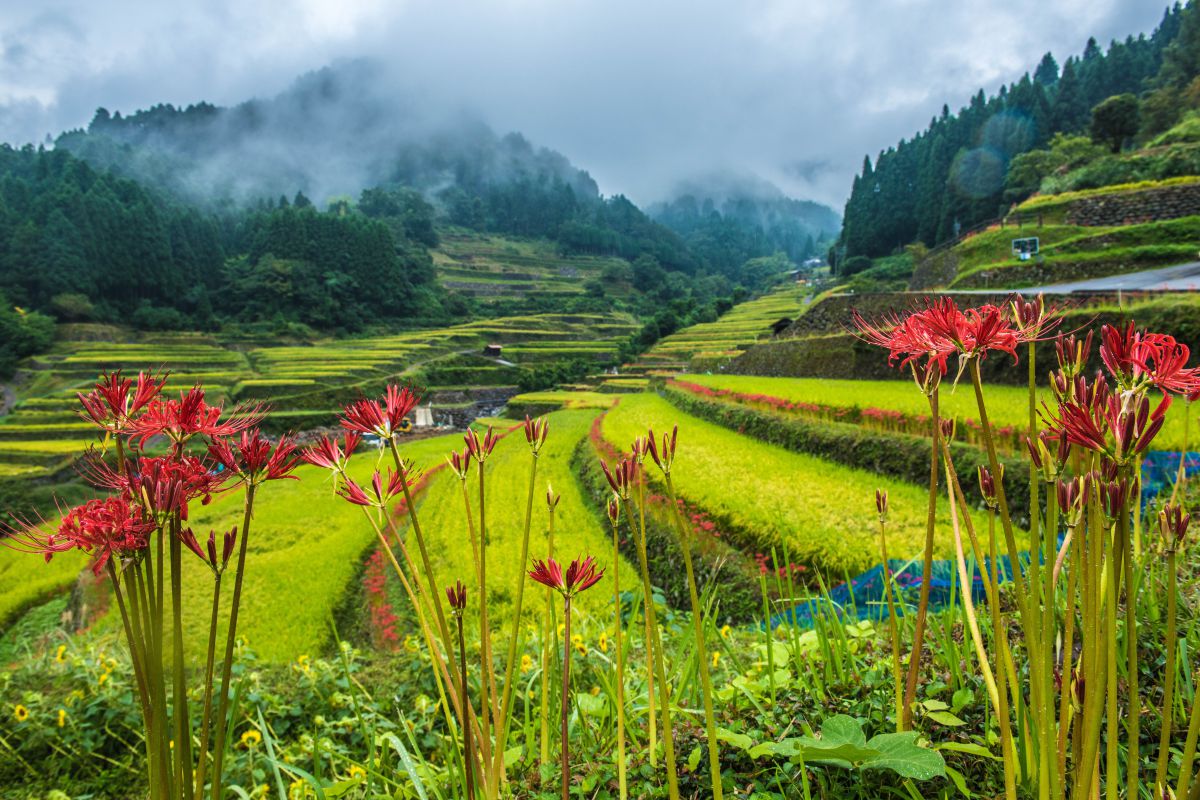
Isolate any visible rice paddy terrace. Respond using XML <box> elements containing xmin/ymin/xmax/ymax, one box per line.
<box><xmin>0</xmin><ymin>312</ymin><xmax>636</xmax><ymax>482</ymax></box>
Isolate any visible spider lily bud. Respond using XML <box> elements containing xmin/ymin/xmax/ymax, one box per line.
<box><xmin>875</xmin><ymin>489</ymin><xmax>888</xmax><ymax>523</ymax></box>
<box><xmin>523</xmin><ymin>415</ymin><xmax>549</xmax><ymax>455</ymax></box>
<box><xmin>445</xmin><ymin>580</ymin><xmax>467</xmax><ymax>615</ymax></box>
<box><xmin>179</xmin><ymin>526</ymin><xmax>237</xmax><ymax>575</ymax></box>
<box><xmin>446</xmin><ymin>447</ymin><xmax>471</xmax><ymax>481</ymax></box>
<box><xmin>1100</xmin><ymin>478</ymin><xmax>1130</xmax><ymax>525</ymax></box>
<box><xmin>630</xmin><ymin>436</ymin><xmax>650</xmax><ymax>465</ymax></box>
<box><xmin>1057</xmin><ymin>477</ymin><xmax>1090</xmax><ymax>528</ymax></box>
<box><xmin>977</xmin><ymin>466</ymin><xmax>999</xmax><ymax>510</ymax></box>
<box><xmin>464</xmin><ymin>427</ymin><xmax>499</xmax><ymax>464</ymax></box>
<box><xmin>646</xmin><ymin>425</ymin><xmax>678</xmax><ymax>474</ymax></box>
<box><xmin>1071</xmin><ymin>670</ymin><xmax>1086</xmax><ymax>713</ymax></box>
<box><xmin>1159</xmin><ymin>504</ymin><xmax>1191</xmax><ymax>553</ymax></box>
<box><xmin>1055</xmin><ymin>331</ymin><xmax>1093</xmax><ymax>377</ymax></box>
<box><xmin>606</xmin><ymin>495</ymin><xmax>621</xmax><ymax>528</ymax></box>
<box><xmin>601</xmin><ymin>458</ymin><xmax>636</xmax><ymax>500</ymax></box>
<box><xmin>939</xmin><ymin>418</ymin><xmax>955</xmax><ymax>440</ymax></box>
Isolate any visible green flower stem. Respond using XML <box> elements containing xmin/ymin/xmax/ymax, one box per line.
<box><xmin>1155</xmin><ymin>547</ymin><xmax>1179</xmax><ymax>790</ymax></box>
<box><xmin>877</xmin><ymin>515</ymin><xmax>903</xmax><ymax>731</ymax></box>
<box><xmin>904</xmin><ymin>386</ymin><xmax>940</xmax><ymax>731</ymax></box>
<box><xmin>634</xmin><ymin>475</ymin><xmax>658</xmax><ymax>768</ymax></box>
<box><xmin>1121</xmin><ymin>505</ymin><xmax>1139</xmax><ymax>793</ymax></box>
<box><xmin>192</xmin><ymin>573</ymin><xmax>222</xmax><ymax>799</ymax></box>
<box><xmin>540</xmin><ymin>501</ymin><xmax>558</xmax><ymax>772</ymax></box>
<box><xmin>170</xmin><ymin>515</ymin><xmax>195</xmax><ymax>800</ymax></box>
<box><xmin>457</xmin><ymin>612</ymin><xmax>476</xmax><ymax>800</ymax></box>
<box><xmin>455</xmin><ymin>476</ymin><xmax>500</xmax><ymax>751</ymax></box>
<box><xmin>610</xmin><ymin>514</ymin><xmax>628</xmax><ymax>800</ymax></box>
<box><xmin>632</xmin><ymin>480</ymin><xmax>680</xmax><ymax>800</ymax></box>
<box><xmin>1176</xmin><ymin>665</ymin><xmax>1200</xmax><ymax>799</ymax></box>
<box><xmin>665</xmin><ymin>472</ymin><xmax>722</xmax><ymax>800</ymax></box>
<box><xmin>496</xmin><ymin>453</ymin><xmax>540</xmax><ymax>778</ymax></box>
<box><xmin>560</xmin><ymin>595</ymin><xmax>573</xmax><ymax>800</ymax></box>
<box><xmin>210</xmin><ymin>483</ymin><xmax>256</xmax><ymax>800</ymax></box>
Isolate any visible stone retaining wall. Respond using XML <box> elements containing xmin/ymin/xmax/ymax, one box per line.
<box><xmin>1065</xmin><ymin>183</ymin><xmax>1200</xmax><ymax>226</ymax></box>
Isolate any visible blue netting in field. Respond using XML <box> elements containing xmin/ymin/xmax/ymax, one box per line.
<box><xmin>772</xmin><ymin>450</ymin><xmax>1199</xmax><ymax>630</ymax></box>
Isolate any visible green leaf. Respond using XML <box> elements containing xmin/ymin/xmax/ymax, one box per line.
<box><xmin>819</xmin><ymin>714</ymin><xmax>868</xmax><ymax>746</ymax></box>
<box><xmin>862</xmin><ymin>732</ymin><xmax>947</xmax><ymax>781</ymax></box>
<box><xmin>925</xmin><ymin>710</ymin><xmax>967</xmax><ymax>727</ymax></box>
<box><xmin>951</xmin><ymin>688</ymin><xmax>974</xmax><ymax>714</ymax></box>
<box><xmin>937</xmin><ymin>741</ymin><xmax>998</xmax><ymax>760</ymax></box>
<box><xmin>921</xmin><ymin>699</ymin><xmax>950</xmax><ymax>712</ymax></box>
<box><xmin>381</xmin><ymin>732</ymin><xmax>429</xmax><ymax>800</ymax></box>
<box><xmin>943</xmin><ymin>765</ymin><xmax>972</xmax><ymax>798</ymax></box>
<box><xmin>716</xmin><ymin>727</ymin><xmax>755</xmax><ymax>751</ymax></box>
<box><xmin>687</xmin><ymin>744</ymin><xmax>703</xmax><ymax>773</ymax></box>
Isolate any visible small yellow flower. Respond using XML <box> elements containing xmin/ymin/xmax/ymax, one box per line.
<box><xmin>520</xmin><ymin>654</ymin><xmax>534</xmax><ymax>673</ymax></box>
<box><xmin>572</xmin><ymin>634</ymin><xmax>583</xmax><ymax>647</ymax></box>
<box><xmin>589</xmin><ymin>686</ymin><xmax>601</xmax><ymax>697</ymax></box>
<box><xmin>719</xmin><ymin>624</ymin><xmax>731</xmax><ymax>639</ymax></box>
<box><xmin>296</xmin><ymin>655</ymin><xmax>312</xmax><ymax>675</ymax></box>
<box><xmin>13</xmin><ymin>705</ymin><xmax>29</xmax><ymax>723</ymax></box>
<box><xmin>67</xmin><ymin>689</ymin><xmax>84</xmax><ymax>707</ymax></box>
<box><xmin>55</xmin><ymin>644</ymin><xmax>68</xmax><ymax>663</ymax></box>
<box><xmin>575</xmin><ymin>642</ymin><xmax>587</xmax><ymax>656</ymax></box>
<box><xmin>241</xmin><ymin>729</ymin><xmax>263</xmax><ymax>748</ymax></box>
<box><xmin>557</xmin><ymin>623</ymin><xmax>566</xmax><ymax>637</ymax></box>
<box><xmin>404</xmin><ymin>635</ymin><xmax>419</xmax><ymax>653</ymax></box>
<box><xmin>598</xmin><ymin>633</ymin><xmax>609</xmax><ymax>653</ymax></box>
<box><xmin>288</xmin><ymin>779</ymin><xmax>307</xmax><ymax>800</ymax></box>
<box><xmin>97</xmin><ymin>670</ymin><xmax>110</xmax><ymax>686</ymax></box>
<box><xmin>348</xmin><ymin>765</ymin><xmax>366</xmax><ymax>781</ymax></box>
<box><xmin>58</xmin><ymin>708</ymin><xmax>67</xmax><ymax>728</ymax></box>
<box><xmin>711</xmin><ymin>651</ymin><xmax>721</xmax><ymax>668</ymax></box>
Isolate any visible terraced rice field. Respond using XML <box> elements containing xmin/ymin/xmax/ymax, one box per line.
<box><xmin>674</xmin><ymin>374</ymin><xmax>1194</xmax><ymax>451</ymax></box>
<box><xmin>601</xmin><ymin>393</ymin><xmax>991</xmax><ymax>576</ymax></box>
<box><xmin>432</xmin><ymin>231</ymin><xmax>632</xmax><ymax>304</ymax></box>
<box><xmin>630</xmin><ymin>284</ymin><xmax>805</xmax><ymax>373</ymax></box>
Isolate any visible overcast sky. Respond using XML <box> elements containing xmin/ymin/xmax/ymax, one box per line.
<box><xmin>0</xmin><ymin>0</ymin><xmax>1170</xmax><ymax>209</ymax></box>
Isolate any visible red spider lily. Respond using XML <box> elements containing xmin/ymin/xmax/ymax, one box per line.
<box><xmin>445</xmin><ymin>446</ymin><xmax>471</xmax><ymax>480</ymax></box>
<box><xmin>1099</xmin><ymin>322</ymin><xmax>1142</xmax><ymax>387</ymax></box>
<box><xmin>1054</xmin><ymin>331</ymin><xmax>1094</xmax><ymax>376</ymax></box>
<box><xmin>464</xmin><ymin>426</ymin><xmax>500</xmax><ymax>463</ymax></box>
<box><xmin>1041</xmin><ymin>399</ymin><xmax>1107</xmax><ymax>453</ymax></box>
<box><xmin>77</xmin><ymin>370</ymin><xmax>168</xmax><ymax>433</ymax></box>
<box><xmin>1044</xmin><ymin>391</ymin><xmax>1170</xmax><ymax>461</ymax></box>
<box><xmin>179</xmin><ymin>526</ymin><xmax>237</xmax><ymax>574</ymax></box>
<box><xmin>1010</xmin><ymin>293</ymin><xmax>1064</xmax><ymax>343</ymax></box>
<box><xmin>600</xmin><ymin>457</ymin><xmax>637</xmax><ymax>500</ymax></box>
<box><xmin>339</xmin><ymin>385</ymin><xmax>420</xmax><ymax>438</ymax></box>
<box><xmin>1057</xmin><ymin>476</ymin><xmax>1091</xmax><ymax>527</ymax></box>
<box><xmin>128</xmin><ymin>387</ymin><xmax>262</xmax><ymax>448</ymax></box>
<box><xmin>209</xmin><ymin>430</ymin><xmax>299</xmax><ymax>486</ymax></box>
<box><xmin>606</xmin><ymin>496</ymin><xmax>621</xmax><ymax>527</ymax></box>
<box><xmin>445</xmin><ymin>580</ymin><xmax>468</xmax><ymax>612</ymax></box>
<box><xmin>1132</xmin><ymin>334</ymin><xmax>1200</xmax><ymax>396</ymax></box>
<box><xmin>337</xmin><ymin>469</ymin><xmax>405</xmax><ymax>507</ymax></box>
<box><xmin>87</xmin><ymin>454</ymin><xmax>223</xmax><ymax>520</ymax></box>
<box><xmin>3</xmin><ymin>496</ymin><xmax>156</xmax><ymax>575</ymax></box>
<box><xmin>646</xmin><ymin>425</ymin><xmax>678</xmax><ymax>473</ymax></box>
<box><xmin>1160</xmin><ymin>504</ymin><xmax>1191</xmax><ymax>550</ymax></box>
<box><xmin>301</xmin><ymin>432</ymin><xmax>361</xmax><ymax>474</ymax></box>
<box><xmin>528</xmin><ymin>555</ymin><xmax>605</xmax><ymax>598</ymax></box>
<box><xmin>524</xmin><ymin>415</ymin><xmax>549</xmax><ymax>454</ymax></box>
<box><xmin>850</xmin><ymin>307</ymin><xmax>956</xmax><ymax>375</ymax></box>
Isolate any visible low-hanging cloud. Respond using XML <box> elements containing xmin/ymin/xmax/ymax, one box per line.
<box><xmin>0</xmin><ymin>0</ymin><xmax>1169</xmax><ymax>208</ymax></box>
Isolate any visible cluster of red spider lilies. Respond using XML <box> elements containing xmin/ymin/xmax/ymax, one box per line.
<box><xmin>854</xmin><ymin>294</ymin><xmax>1200</xmax><ymax>799</ymax></box>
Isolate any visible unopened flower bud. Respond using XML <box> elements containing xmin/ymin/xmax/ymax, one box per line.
<box><xmin>875</xmin><ymin>489</ymin><xmax>888</xmax><ymax>523</ymax></box>
<box><xmin>1159</xmin><ymin>503</ymin><xmax>1191</xmax><ymax>553</ymax></box>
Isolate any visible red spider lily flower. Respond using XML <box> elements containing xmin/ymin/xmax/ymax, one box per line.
<box><xmin>529</xmin><ymin>555</ymin><xmax>605</xmax><ymax>598</ymax></box>
<box><xmin>1132</xmin><ymin>334</ymin><xmax>1200</xmax><ymax>396</ymax></box>
<box><xmin>90</xmin><ymin>454</ymin><xmax>223</xmax><ymax>520</ymax></box>
<box><xmin>850</xmin><ymin>307</ymin><xmax>956</xmax><ymax>376</ymax></box>
<box><xmin>1109</xmin><ymin>392</ymin><xmax>1171</xmax><ymax>459</ymax></box>
<box><xmin>606</xmin><ymin>495</ymin><xmax>621</xmax><ymax>527</ymax></box>
<box><xmin>128</xmin><ymin>387</ymin><xmax>263</xmax><ymax>449</ymax></box>
<box><xmin>179</xmin><ymin>526</ymin><xmax>237</xmax><ymax>574</ymax></box>
<box><xmin>1041</xmin><ymin>399</ymin><xmax>1108</xmax><ymax>454</ymax></box>
<box><xmin>445</xmin><ymin>580</ymin><xmax>468</xmax><ymax>613</ymax></box>
<box><xmin>1100</xmin><ymin>322</ymin><xmax>1142</xmax><ymax>387</ymax></box>
<box><xmin>524</xmin><ymin>415</ymin><xmax>549</xmax><ymax>454</ymax></box>
<box><xmin>446</xmin><ymin>446</ymin><xmax>471</xmax><ymax>480</ymax></box>
<box><xmin>464</xmin><ymin>426</ymin><xmax>500</xmax><ymax>463</ymax></box>
<box><xmin>1054</xmin><ymin>331</ymin><xmax>1094</xmax><ymax>376</ymax></box>
<box><xmin>1159</xmin><ymin>504</ymin><xmax>1191</xmax><ymax>551</ymax></box>
<box><xmin>77</xmin><ymin>370</ymin><xmax>168</xmax><ymax>433</ymax></box>
<box><xmin>337</xmin><ymin>469</ymin><xmax>405</xmax><ymax>508</ymax></box>
<box><xmin>977</xmin><ymin>466</ymin><xmax>1000</xmax><ymax>509</ymax></box>
<box><xmin>646</xmin><ymin>425</ymin><xmax>678</xmax><ymax>474</ymax></box>
<box><xmin>209</xmin><ymin>430</ymin><xmax>299</xmax><ymax>486</ymax></box>
<box><xmin>301</xmin><ymin>432</ymin><xmax>361</xmax><ymax>474</ymax></box>
<box><xmin>340</xmin><ymin>385</ymin><xmax>421</xmax><ymax>438</ymax></box>
<box><xmin>1010</xmin><ymin>293</ymin><xmax>1064</xmax><ymax>343</ymax></box>
<box><xmin>600</xmin><ymin>457</ymin><xmax>636</xmax><ymax>500</ymax></box>
<box><xmin>875</xmin><ymin>489</ymin><xmax>888</xmax><ymax>522</ymax></box>
<box><xmin>3</xmin><ymin>496</ymin><xmax>156</xmax><ymax>575</ymax></box>
<box><xmin>1189</xmin><ymin>386</ymin><xmax>1200</xmax><ymax>404</ymax></box>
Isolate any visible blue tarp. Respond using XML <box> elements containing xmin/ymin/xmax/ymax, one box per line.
<box><xmin>773</xmin><ymin>450</ymin><xmax>1200</xmax><ymax>630</ymax></box>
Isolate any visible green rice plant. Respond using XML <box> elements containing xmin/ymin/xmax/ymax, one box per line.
<box><xmin>601</xmin><ymin>394</ymin><xmax>991</xmax><ymax>575</ymax></box>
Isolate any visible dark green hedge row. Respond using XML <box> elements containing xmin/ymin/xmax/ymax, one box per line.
<box><xmin>570</xmin><ymin>436</ymin><xmax>766</xmax><ymax>624</ymax></box>
<box><xmin>662</xmin><ymin>386</ymin><xmax>1034</xmax><ymax>528</ymax></box>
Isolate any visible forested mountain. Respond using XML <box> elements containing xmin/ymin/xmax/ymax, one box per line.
<box><xmin>651</xmin><ymin>173</ymin><xmax>840</xmax><ymax>277</ymax></box>
<box><xmin>836</xmin><ymin>3</ymin><xmax>1192</xmax><ymax>263</ymax></box>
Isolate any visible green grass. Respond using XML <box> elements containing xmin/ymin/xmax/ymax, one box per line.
<box><xmin>602</xmin><ymin>394</ymin><xmax>998</xmax><ymax>576</ymax></box>
<box><xmin>1017</xmin><ymin>175</ymin><xmax>1200</xmax><ymax>212</ymax></box>
<box><xmin>678</xmin><ymin>374</ymin><xmax>1193</xmax><ymax>451</ymax></box>
<box><xmin>507</xmin><ymin>391</ymin><xmax>617</xmax><ymax>410</ymax></box>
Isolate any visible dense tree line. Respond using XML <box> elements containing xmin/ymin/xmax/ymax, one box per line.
<box><xmin>0</xmin><ymin>146</ymin><xmax>447</xmax><ymax>332</ymax></box>
<box><xmin>836</xmin><ymin>3</ymin><xmax>1189</xmax><ymax>263</ymax></box>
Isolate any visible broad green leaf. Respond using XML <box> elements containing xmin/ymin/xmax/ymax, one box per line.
<box><xmin>687</xmin><ymin>744</ymin><xmax>703</xmax><ymax>773</ymax></box>
<box><xmin>921</xmin><ymin>699</ymin><xmax>950</xmax><ymax>712</ymax></box>
<box><xmin>937</xmin><ymin>741</ymin><xmax>998</xmax><ymax>760</ymax></box>
<box><xmin>862</xmin><ymin>732</ymin><xmax>947</xmax><ymax>781</ymax></box>
<box><xmin>716</xmin><ymin>727</ymin><xmax>755</xmax><ymax>751</ymax></box>
<box><xmin>926</xmin><ymin>710</ymin><xmax>967</xmax><ymax>727</ymax></box>
<box><xmin>943</xmin><ymin>765</ymin><xmax>972</xmax><ymax>798</ymax></box>
<box><xmin>819</xmin><ymin>714</ymin><xmax>868</xmax><ymax>746</ymax></box>
<box><xmin>951</xmin><ymin>688</ymin><xmax>974</xmax><ymax>714</ymax></box>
